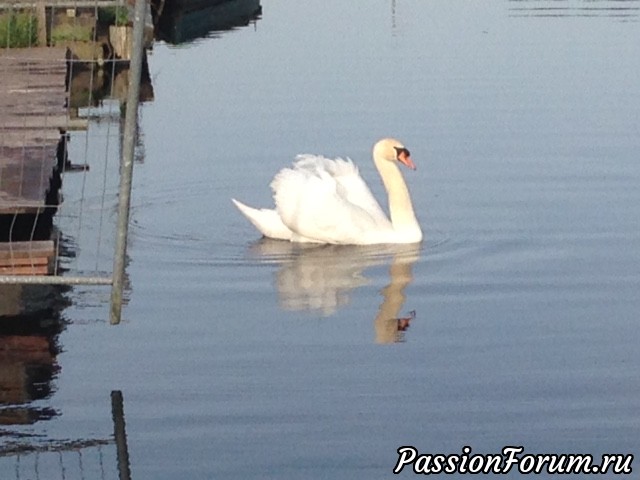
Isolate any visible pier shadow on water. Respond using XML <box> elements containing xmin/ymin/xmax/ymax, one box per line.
<box><xmin>0</xmin><ymin>280</ymin><xmax>130</xmax><ymax>478</ymax></box>
<box><xmin>67</xmin><ymin>60</ymin><xmax>155</xmax><ymax>112</ymax></box>
<box><xmin>0</xmin><ymin>292</ymin><xmax>131</xmax><ymax>478</ymax></box>
<box><xmin>0</xmin><ymin>284</ymin><xmax>67</xmax><ymax>426</ymax></box>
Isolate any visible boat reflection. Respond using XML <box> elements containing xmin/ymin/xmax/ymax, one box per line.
<box><xmin>155</xmin><ymin>0</ymin><xmax>262</xmax><ymax>45</ymax></box>
<box><xmin>250</xmin><ymin>240</ymin><xmax>421</xmax><ymax>343</ymax></box>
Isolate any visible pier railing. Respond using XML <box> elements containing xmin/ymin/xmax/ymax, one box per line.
<box><xmin>0</xmin><ymin>0</ymin><xmax>148</xmax><ymax>324</ymax></box>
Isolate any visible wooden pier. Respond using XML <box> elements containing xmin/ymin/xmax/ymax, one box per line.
<box><xmin>0</xmin><ymin>47</ymin><xmax>70</xmax><ymax>274</ymax></box>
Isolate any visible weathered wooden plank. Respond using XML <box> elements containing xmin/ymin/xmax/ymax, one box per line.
<box><xmin>0</xmin><ymin>130</ymin><xmax>62</xmax><ymax>147</ymax></box>
<box><xmin>0</xmin><ymin>240</ymin><xmax>54</xmax><ymax>259</ymax></box>
<box><xmin>2</xmin><ymin>62</ymin><xmax>66</xmax><ymax>70</ymax></box>
<box><xmin>1</xmin><ymin>116</ymin><xmax>87</xmax><ymax>130</ymax></box>
<box><xmin>0</xmin><ymin>47</ymin><xmax>67</xmax><ymax>218</ymax></box>
<box><xmin>3</xmin><ymin>87</ymin><xmax>66</xmax><ymax>96</ymax></box>
<box><xmin>1</xmin><ymin>68</ymin><xmax>67</xmax><ymax>80</ymax></box>
<box><xmin>1</xmin><ymin>74</ymin><xmax>66</xmax><ymax>86</ymax></box>
<box><xmin>1</xmin><ymin>86</ymin><xmax>66</xmax><ymax>100</ymax></box>
<box><xmin>1</xmin><ymin>104</ymin><xmax>68</xmax><ymax>117</ymax></box>
<box><xmin>0</xmin><ymin>144</ymin><xmax>58</xmax><ymax>213</ymax></box>
<box><xmin>0</xmin><ymin>47</ymin><xmax>68</xmax><ymax>61</ymax></box>
<box><xmin>0</xmin><ymin>257</ymin><xmax>49</xmax><ymax>267</ymax></box>
<box><xmin>0</xmin><ymin>0</ymin><xmax>121</xmax><ymax>8</ymax></box>
<box><xmin>0</xmin><ymin>205</ymin><xmax>51</xmax><ymax>214</ymax></box>
<box><xmin>0</xmin><ymin>238</ymin><xmax>54</xmax><ymax>274</ymax></box>
<box><xmin>0</xmin><ymin>264</ymin><xmax>49</xmax><ymax>275</ymax></box>
<box><xmin>0</xmin><ymin>61</ymin><xmax>67</xmax><ymax>70</ymax></box>
<box><xmin>0</xmin><ymin>335</ymin><xmax>52</xmax><ymax>358</ymax></box>
<box><xmin>0</xmin><ymin>81</ymin><xmax>66</xmax><ymax>94</ymax></box>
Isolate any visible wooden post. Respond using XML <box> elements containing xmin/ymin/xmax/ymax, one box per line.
<box><xmin>36</xmin><ymin>1</ymin><xmax>47</xmax><ymax>46</ymax></box>
<box><xmin>111</xmin><ymin>391</ymin><xmax>132</xmax><ymax>480</ymax></box>
<box><xmin>110</xmin><ymin>0</ymin><xmax>147</xmax><ymax>325</ymax></box>
<box><xmin>109</xmin><ymin>25</ymin><xmax>132</xmax><ymax>60</ymax></box>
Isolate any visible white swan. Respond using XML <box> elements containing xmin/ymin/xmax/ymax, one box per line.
<box><xmin>232</xmin><ymin>138</ymin><xmax>422</xmax><ymax>245</ymax></box>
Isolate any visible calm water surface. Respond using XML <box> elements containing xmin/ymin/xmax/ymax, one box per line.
<box><xmin>2</xmin><ymin>0</ymin><xmax>639</xmax><ymax>478</ymax></box>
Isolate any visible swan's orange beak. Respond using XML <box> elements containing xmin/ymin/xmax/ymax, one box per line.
<box><xmin>398</xmin><ymin>150</ymin><xmax>416</xmax><ymax>170</ymax></box>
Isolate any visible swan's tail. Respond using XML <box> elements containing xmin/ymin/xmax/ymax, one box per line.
<box><xmin>231</xmin><ymin>199</ymin><xmax>293</xmax><ymax>241</ymax></box>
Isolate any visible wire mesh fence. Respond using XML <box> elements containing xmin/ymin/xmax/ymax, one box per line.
<box><xmin>0</xmin><ymin>391</ymin><xmax>131</xmax><ymax>480</ymax></box>
<box><xmin>1</xmin><ymin>441</ymin><xmax>119</xmax><ymax>480</ymax></box>
<box><xmin>0</xmin><ymin>0</ymin><xmax>149</xmax><ymax>322</ymax></box>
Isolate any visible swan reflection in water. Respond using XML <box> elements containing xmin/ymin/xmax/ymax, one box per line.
<box><xmin>249</xmin><ymin>240</ymin><xmax>421</xmax><ymax>343</ymax></box>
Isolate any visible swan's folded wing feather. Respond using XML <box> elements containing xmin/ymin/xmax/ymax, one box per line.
<box><xmin>231</xmin><ymin>199</ymin><xmax>293</xmax><ymax>240</ymax></box>
<box><xmin>330</xmin><ymin>160</ymin><xmax>391</xmax><ymax>228</ymax></box>
<box><xmin>271</xmin><ymin>160</ymin><xmax>390</xmax><ymax>244</ymax></box>
<box><xmin>292</xmin><ymin>155</ymin><xmax>391</xmax><ymax>228</ymax></box>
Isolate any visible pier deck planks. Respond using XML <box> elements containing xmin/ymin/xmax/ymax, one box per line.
<box><xmin>0</xmin><ymin>240</ymin><xmax>54</xmax><ymax>274</ymax></box>
<box><xmin>0</xmin><ymin>47</ymin><xmax>68</xmax><ymax>216</ymax></box>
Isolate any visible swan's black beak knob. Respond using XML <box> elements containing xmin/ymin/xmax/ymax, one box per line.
<box><xmin>394</xmin><ymin>147</ymin><xmax>416</xmax><ymax>170</ymax></box>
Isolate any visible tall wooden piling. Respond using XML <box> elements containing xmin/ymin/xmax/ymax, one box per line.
<box><xmin>109</xmin><ymin>0</ymin><xmax>146</xmax><ymax>325</ymax></box>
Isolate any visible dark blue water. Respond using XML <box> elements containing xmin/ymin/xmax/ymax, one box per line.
<box><xmin>1</xmin><ymin>0</ymin><xmax>639</xmax><ymax>478</ymax></box>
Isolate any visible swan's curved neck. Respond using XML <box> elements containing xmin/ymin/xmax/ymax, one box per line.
<box><xmin>373</xmin><ymin>154</ymin><xmax>421</xmax><ymax>238</ymax></box>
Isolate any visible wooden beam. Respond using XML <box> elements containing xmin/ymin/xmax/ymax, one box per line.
<box><xmin>0</xmin><ymin>264</ymin><xmax>49</xmax><ymax>275</ymax></box>
<box><xmin>0</xmin><ymin>130</ymin><xmax>63</xmax><ymax>148</ymax></box>
<box><xmin>0</xmin><ymin>256</ymin><xmax>49</xmax><ymax>267</ymax></box>
<box><xmin>0</xmin><ymin>0</ymin><xmax>122</xmax><ymax>8</ymax></box>
<box><xmin>0</xmin><ymin>240</ymin><xmax>55</xmax><ymax>259</ymax></box>
<box><xmin>36</xmin><ymin>1</ymin><xmax>47</xmax><ymax>46</ymax></box>
<box><xmin>0</xmin><ymin>206</ymin><xmax>57</xmax><ymax>215</ymax></box>
<box><xmin>1</xmin><ymin>116</ymin><xmax>88</xmax><ymax>130</ymax></box>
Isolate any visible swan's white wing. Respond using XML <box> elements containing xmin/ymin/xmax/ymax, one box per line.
<box><xmin>271</xmin><ymin>156</ymin><xmax>393</xmax><ymax>244</ymax></box>
<box><xmin>293</xmin><ymin>155</ymin><xmax>391</xmax><ymax>227</ymax></box>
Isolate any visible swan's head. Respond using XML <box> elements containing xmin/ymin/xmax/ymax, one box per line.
<box><xmin>373</xmin><ymin>138</ymin><xmax>416</xmax><ymax>170</ymax></box>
